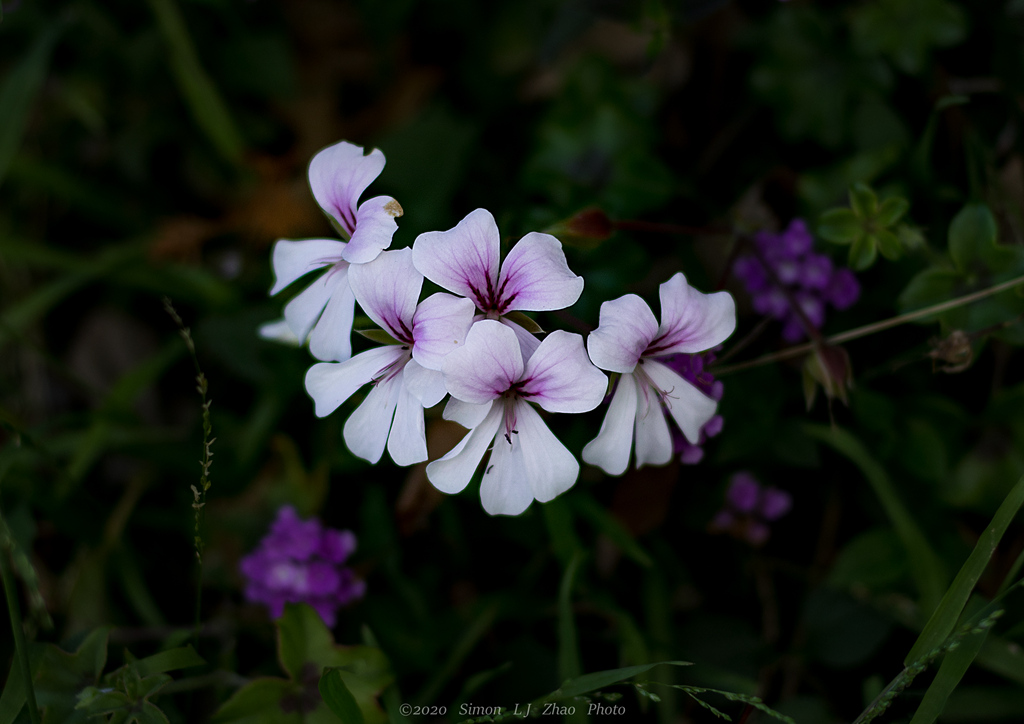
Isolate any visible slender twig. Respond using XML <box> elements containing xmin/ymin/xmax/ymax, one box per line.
<box><xmin>1</xmin><ymin>521</ymin><xmax>41</xmax><ymax>724</ymax></box>
<box><xmin>612</xmin><ymin>219</ymin><xmax>731</xmax><ymax>236</ymax></box>
<box><xmin>712</xmin><ymin>272</ymin><xmax>1024</xmax><ymax>375</ymax></box>
<box><xmin>713</xmin><ymin>317</ymin><xmax>772</xmax><ymax>366</ymax></box>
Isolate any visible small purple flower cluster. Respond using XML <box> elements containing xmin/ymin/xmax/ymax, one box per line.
<box><xmin>709</xmin><ymin>472</ymin><xmax>791</xmax><ymax>546</ymax></box>
<box><xmin>733</xmin><ymin>219</ymin><xmax>860</xmax><ymax>342</ymax></box>
<box><xmin>662</xmin><ymin>350</ymin><xmax>724</xmax><ymax>465</ymax></box>
<box><xmin>239</xmin><ymin>506</ymin><xmax>365</xmax><ymax>626</ymax></box>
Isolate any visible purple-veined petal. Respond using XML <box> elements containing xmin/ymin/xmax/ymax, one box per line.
<box><xmin>633</xmin><ymin>384</ymin><xmax>673</xmax><ymax>468</ymax></box>
<box><xmin>646</xmin><ymin>273</ymin><xmax>736</xmax><ymax>356</ymax></box>
<box><xmin>412</xmin><ymin>293</ymin><xmax>476</xmax><ymax>370</ymax></box>
<box><xmin>587</xmin><ymin>294</ymin><xmax>659</xmax><ymax>373</ymax></box>
<box><xmin>441</xmin><ymin>320</ymin><xmax>523</xmax><ymax>404</ymax></box>
<box><xmin>480</xmin><ymin>426</ymin><xmax>535</xmax><ymax>516</ymax></box>
<box><xmin>426</xmin><ymin>403</ymin><xmax>502</xmax><ymax>494</ymax></box>
<box><xmin>341</xmin><ymin>195</ymin><xmax>403</xmax><ymax>264</ymax></box>
<box><xmin>642</xmin><ymin>359</ymin><xmax>718</xmax><ymax>444</ymax></box>
<box><xmin>304</xmin><ymin>346</ymin><xmax>407</xmax><ymax>417</ymax></box>
<box><xmin>582</xmin><ymin>373</ymin><xmax>639</xmax><ymax>476</ymax></box>
<box><xmin>412</xmin><ymin>208</ymin><xmax>500</xmax><ymax>308</ymax></box>
<box><xmin>348</xmin><ymin>248</ymin><xmax>420</xmax><ymax>343</ymax></box>
<box><xmin>443</xmin><ymin>397</ymin><xmax>492</xmax><ymax>429</ymax></box>
<box><xmin>284</xmin><ymin>269</ymin><xmax>342</xmax><ymax>346</ymax></box>
<box><xmin>386</xmin><ymin>372</ymin><xmax>428</xmax><ymax>466</ymax></box>
<box><xmin>343</xmin><ymin>371</ymin><xmax>403</xmax><ymax>463</ymax></box>
<box><xmin>307</xmin><ymin>273</ymin><xmax>356</xmax><ymax>362</ymax></box>
<box><xmin>403</xmin><ymin>359</ymin><xmax>448</xmax><ymax>408</ymax></box>
<box><xmin>269</xmin><ymin>238</ymin><xmax>347</xmax><ymax>296</ymax></box>
<box><xmin>521</xmin><ymin>330</ymin><xmax>607</xmax><ymax>413</ymax></box>
<box><xmin>496</xmin><ymin>232</ymin><xmax>583</xmax><ymax>312</ymax></box>
<box><xmin>502</xmin><ymin>317</ymin><xmax>542</xmax><ymax>361</ymax></box>
<box><xmin>308</xmin><ymin>141</ymin><xmax>385</xmax><ymax>236</ymax></box>
<box><xmin>515</xmin><ymin>401</ymin><xmax>580</xmax><ymax>504</ymax></box>
<box><xmin>258</xmin><ymin>318</ymin><xmax>300</xmax><ymax>345</ymax></box>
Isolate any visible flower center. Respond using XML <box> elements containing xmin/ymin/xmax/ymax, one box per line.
<box><xmin>633</xmin><ymin>360</ymin><xmax>677</xmax><ymax>414</ymax></box>
<box><xmin>371</xmin><ymin>350</ymin><xmax>412</xmax><ymax>386</ymax></box>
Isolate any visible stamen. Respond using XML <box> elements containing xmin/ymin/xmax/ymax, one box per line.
<box><xmin>370</xmin><ymin>351</ymin><xmax>412</xmax><ymax>386</ymax></box>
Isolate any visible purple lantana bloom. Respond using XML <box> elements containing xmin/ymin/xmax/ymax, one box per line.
<box><xmin>305</xmin><ymin>249</ymin><xmax>476</xmax><ymax>466</ymax></box>
<box><xmin>427</xmin><ymin>320</ymin><xmax>607</xmax><ymax>516</ymax></box>
<box><xmin>412</xmin><ymin>208</ymin><xmax>584</xmax><ymax>357</ymax></box>
<box><xmin>582</xmin><ymin>273</ymin><xmax>736</xmax><ymax>476</ymax></box>
<box><xmin>709</xmin><ymin>472</ymin><xmax>792</xmax><ymax>546</ymax></box>
<box><xmin>239</xmin><ymin>506</ymin><xmax>365</xmax><ymax>627</ymax></box>
<box><xmin>260</xmin><ymin>141</ymin><xmax>403</xmax><ymax>361</ymax></box>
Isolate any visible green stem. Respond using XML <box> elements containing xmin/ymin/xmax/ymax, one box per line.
<box><xmin>712</xmin><ymin>272</ymin><xmax>1024</xmax><ymax>375</ymax></box>
<box><xmin>1</xmin><ymin>543</ymin><xmax>41</xmax><ymax>724</ymax></box>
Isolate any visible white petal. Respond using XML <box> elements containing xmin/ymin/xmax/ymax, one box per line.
<box><xmin>283</xmin><ymin>271</ymin><xmax>334</xmax><ymax>343</ymax></box>
<box><xmin>480</xmin><ymin>429</ymin><xmax>534</xmax><ymax>516</ymax></box>
<box><xmin>308</xmin><ymin>141</ymin><xmax>385</xmax><ymax>236</ymax></box>
<box><xmin>342</xmin><ymin>195</ymin><xmax>402</xmax><ymax>264</ymax></box>
<box><xmin>426</xmin><ymin>403</ymin><xmax>502</xmax><ymax>494</ymax></box>
<box><xmin>412</xmin><ymin>293</ymin><xmax>476</xmax><ymax>370</ymax></box>
<box><xmin>587</xmin><ymin>294</ymin><xmax>659</xmax><ymax>373</ymax></box>
<box><xmin>441</xmin><ymin>320</ymin><xmax>522</xmax><ymax>404</ymax></box>
<box><xmin>521</xmin><ymin>330</ymin><xmax>607</xmax><ymax>413</ymax></box>
<box><xmin>496</xmin><ymin>232</ymin><xmax>583</xmax><ymax>312</ymax></box>
<box><xmin>502</xmin><ymin>317</ymin><xmax>541</xmax><ymax>361</ymax></box>
<box><xmin>582</xmin><ymin>374</ymin><xmax>639</xmax><ymax>476</ymax></box>
<box><xmin>307</xmin><ymin>272</ymin><xmax>356</xmax><ymax>362</ymax></box>
<box><xmin>386</xmin><ymin>371</ymin><xmax>428</xmax><ymax>466</ymax></box>
<box><xmin>443</xmin><ymin>397</ymin><xmax>492</xmax><ymax>429</ymax></box>
<box><xmin>403</xmin><ymin>359</ymin><xmax>448</xmax><ymax>408</ymax></box>
<box><xmin>633</xmin><ymin>384</ymin><xmax>673</xmax><ymax>468</ymax></box>
<box><xmin>269</xmin><ymin>238</ymin><xmax>346</xmax><ymax>296</ymax></box>
<box><xmin>514</xmin><ymin>402</ymin><xmax>580</xmax><ymax>504</ymax></box>
<box><xmin>258</xmin><ymin>318</ymin><xmax>300</xmax><ymax>346</ymax></box>
<box><xmin>348</xmin><ymin>248</ymin><xmax>420</xmax><ymax>342</ymax></box>
<box><xmin>647</xmin><ymin>272</ymin><xmax>737</xmax><ymax>355</ymax></box>
<box><xmin>641</xmin><ymin>359</ymin><xmax>718</xmax><ymax>444</ymax></box>
<box><xmin>343</xmin><ymin>373</ymin><xmax>402</xmax><ymax>464</ymax></box>
<box><xmin>412</xmin><ymin>208</ymin><xmax>500</xmax><ymax>308</ymax></box>
<box><xmin>304</xmin><ymin>346</ymin><xmax>406</xmax><ymax>417</ymax></box>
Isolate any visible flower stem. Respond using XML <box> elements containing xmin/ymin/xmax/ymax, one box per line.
<box><xmin>1</xmin><ymin>529</ymin><xmax>41</xmax><ymax>724</ymax></box>
<box><xmin>712</xmin><ymin>272</ymin><xmax>1024</xmax><ymax>375</ymax></box>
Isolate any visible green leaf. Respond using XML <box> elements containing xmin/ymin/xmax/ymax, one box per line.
<box><xmin>558</xmin><ymin>552</ymin><xmax>584</xmax><ymax>686</ymax></box>
<box><xmin>876</xmin><ymin>228</ymin><xmax>903</xmax><ymax>260</ymax></box>
<box><xmin>502</xmin><ymin>311</ymin><xmax>544</xmax><ymax>334</ymax></box>
<box><xmin>355</xmin><ymin>329</ymin><xmax>402</xmax><ymax>346</ymax></box>
<box><xmin>0</xmin><ymin>657</ymin><xmax>26</xmax><ymax>724</ymax></box>
<box><xmin>849</xmin><ymin>183</ymin><xmax>878</xmax><ymax>219</ymax></box>
<box><xmin>910</xmin><ymin>627</ymin><xmax>990</xmax><ymax>724</ymax></box>
<box><xmin>818</xmin><ymin>208</ymin><xmax>862</xmax><ymax>245</ymax></box>
<box><xmin>320</xmin><ymin>669</ymin><xmax>366</xmax><ymax>724</ymax></box>
<box><xmin>146</xmin><ymin>0</ymin><xmax>244</xmax><ymax>164</ymax></box>
<box><xmin>898</xmin><ymin>268</ymin><xmax>962</xmax><ymax>317</ymax></box>
<box><xmin>210</xmin><ymin>678</ymin><xmax>299</xmax><ymax>723</ymax></box>
<box><xmin>804</xmin><ymin>425</ymin><xmax>947</xmax><ymax>614</ymax></box>
<box><xmin>543</xmin><ymin>662</ymin><xmax>692</xmax><ymax>702</ymax></box>
<box><xmin>905</xmin><ymin>474</ymin><xmax>1024</xmax><ymax>664</ymax></box>
<box><xmin>133</xmin><ymin>646</ymin><xmax>205</xmax><ymax>677</ymax></box>
<box><xmin>828</xmin><ymin>528</ymin><xmax>908</xmax><ymax>592</ymax></box>
<box><xmin>0</xmin><ymin>23</ymin><xmax>64</xmax><ymax>188</ymax></box>
<box><xmin>948</xmin><ymin>203</ymin><xmax>998</xmax><ymax>271</ymax></box>
<box><xmin>849</xmin><ymin>233</ymin><xmax>878</xmax><ymax>270</ymax></box>
<box><xmin>876</xmin><ymin>197</ymin><xmax>910</xmax><ymax>226</ymax></box>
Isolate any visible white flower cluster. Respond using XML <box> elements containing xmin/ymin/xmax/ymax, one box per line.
<box><xmin>262</xmin><ymin>141</ymin><xmax>737</xmax><ymax>515</ymax></box>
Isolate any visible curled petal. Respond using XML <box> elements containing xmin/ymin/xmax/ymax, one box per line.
<box><xmin>642</xmin><ymin>359</ymin><xmax>718</xmax><ymax>444</ymax></box>
<box><xmin>441</xmin><ymin>320</ymin><xmax>523</xmax><ymax>404</ymax></box>
<box><xmin>497</xmin><ymin>232</ymin><xmax>584</xmax><ymax>312</ymax></box>
<box><xmin>307</xmin><ymin>276</ymin><xmax>356</xmax><ymax>362</ymax></box>
<box><xmin>412</xmin><ymin>208</ymin><xmax>501</xmax><ymax>308</ymax></box>
<box><xmin>308</xmin><ymin>141</ymin><xmax>385</xmax><ymax>236</ymax></box>
<box><xmin>515</xmin><ymin>402</ymin><xmax>580</xmax><ymax>504</ymax></box>
<box><xmin>412</xmin><ymin>293</ymin><xmax>477</xmax><ymax>371</ymax></box>
<box><xmin>521</xmin><ymin>330</ymin><xmax>607</xmax><ymax>413</ymax></box>
<box><xmin>582</xmin><ymin>374</ymin><xmax>639</xmax><ymax>476</ymax></box>
<box><xmin>386</xmin><ymin>372</ymin><xmax>428</xmax><ymax>466</ymax></box>
<box><xmin>284</xmin><ymin>269</ymin><xmax>349</xmax><ymax>353</ymax></box>
<box><xmin>341</xmin><ymin>195</ymin><xmax>402</xmax><ymax>264</ymax></box>
<box><xmin>587</xmin><ymin>294</ymin><xmax>659</xmax><ymax>373</ymax></box>
<box><xmin>443</xmin><ymin>397</ymin><xmax>492</xmax><ymax>429</ymax></box>
<box><xmin>269</xmin><ymin>239</ymin><xmax>346</xmax><ymax>296</ymax></box>
<box><xmin>403</xmin><ymin>359</ymin><xmax>448</xmax><ymax>408</ymax></box>
<box><xmin>633</xmin><ymin>387</ymin><xmax>673</xmax><ymax>468</ymax></box>
<box><xmin>258</xmin><ymin>318</ymin><xmax>300</xmax><ymax>346</ymax></box>
<box><xmin>426</xmin><ymin>403</ymin><xmax>502</xmax><ymax>494</ymax></box>
<box><xmin>305</xmin><ymin>346</ymin><xmax>407</xmax><ymax>418</ymax></box>
<box><xmin>348</xmin><ymin>248</ymin><xmax>421</xmax><ymax>343</ymax></box>
<box><xmin>647</xmin><ymin>273</ymin><xmax>737</xmax><ymax>356</ymax></box>
<box><xmin>343</xmin><ymin>373</ymin><xmax>402</xmax><ymax>464</ymax></box>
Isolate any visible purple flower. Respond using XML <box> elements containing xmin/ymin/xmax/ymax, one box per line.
<box><xmin>709</xmin><ymin>473</ymin><xmax>792</xmax><ymax>546</ymax></box>
<box><xmin>662</xmin><ymin>349</ymin><xmax>725</xmax><ymax>465</ymax></box>
<box><xmin>240</xmin><ymin>506</ymin><xmax>365</xmax><ymax>626</ymax></box>
<box><xmin>733</xmin><ymin>219</ymin><xmax>861</xmax><ymax>342</ymax></box>
<box><xmin>582</xmin><ymin>274</ymin><xmax>736</xmax><ymax>476</ymax></box>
